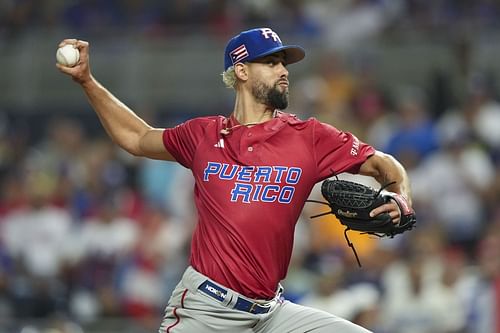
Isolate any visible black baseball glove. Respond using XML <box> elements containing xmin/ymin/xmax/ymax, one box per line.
<box><xmin>308</xmin><ymin>179</ymin><xmax>416</xmax><ymax>266</ymax></box>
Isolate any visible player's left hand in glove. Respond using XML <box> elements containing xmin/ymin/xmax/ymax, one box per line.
<box><xmin>308</xmin><ymin>179</ymin><xmax>416</xmax><ymax>266</ymax></box>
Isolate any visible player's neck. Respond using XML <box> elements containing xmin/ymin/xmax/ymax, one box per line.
<box><xmin>232</xmin><ymin>94</ymin><xmax>275</xmax><ymax>126</ymax></box>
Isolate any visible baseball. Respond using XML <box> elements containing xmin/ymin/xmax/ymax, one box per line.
<box><xmin>56</xmin><ymin>44</ymin><xmax>80</xmax><ymax>67</ymax></box>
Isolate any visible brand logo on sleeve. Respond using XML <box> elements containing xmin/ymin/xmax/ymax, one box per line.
<box><xmin>350</xmin><ymin>136</ymin><xmax>360</xmax><ymax>156</ymax></box>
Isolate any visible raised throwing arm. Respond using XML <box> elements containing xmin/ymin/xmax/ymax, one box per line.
<box><xmin>56</xmin><ymin>39</ymin><xmax>174</xmax><ymax>161</ymax></box>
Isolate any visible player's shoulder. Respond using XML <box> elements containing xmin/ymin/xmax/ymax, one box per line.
<box><xmin>276</xmin><ymin>111</ymin><xmax>321</xmax><ymax>129</ymax></box>
<box><xmin>178</xmin><ymin>115</ymin><xmax>225</xmax><ymax>131</ymax></box>
<box><xmin>184</xmin><ymin>115</ymin><xmax>225</xmax><ymax>125</ymax></box>
<box><xmin>277</xmin><ymin>112</ymin><xmax>346</xmax><ymax>139</ymax></box>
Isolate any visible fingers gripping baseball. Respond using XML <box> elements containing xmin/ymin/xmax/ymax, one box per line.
<box><xmin>56</xmin><ymin>39</ymin><xmax>91</xmax><ymax>84</ymax></box>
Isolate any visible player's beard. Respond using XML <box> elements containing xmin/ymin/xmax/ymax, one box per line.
<box><xmin>251</xmin><ymin>80</ymin><xmax>289</xmax><ymax>110</ymax></box>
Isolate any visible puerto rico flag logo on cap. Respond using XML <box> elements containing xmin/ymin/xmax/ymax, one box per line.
<box><xmin>230</xmin><ymin>44</ymin><xmax>249</xmax><ymax>64</ymax></box>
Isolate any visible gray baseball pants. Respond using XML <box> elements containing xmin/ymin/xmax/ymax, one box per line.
<box><xmin>159</xmin><ymin>266</ymin><xmax>371</xmax><ymax>333</ymax></box>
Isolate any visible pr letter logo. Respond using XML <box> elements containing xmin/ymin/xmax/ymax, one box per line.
<box><xmin>260</xmin><ymin>28</ymin><xmax>281</xmax><ymax>43</ymax></box>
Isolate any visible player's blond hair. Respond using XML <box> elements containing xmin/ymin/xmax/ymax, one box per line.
<box><xmin>221</xmin><ymin>66</ymin><xmax>237</xmax><ymax>89</ymax></box>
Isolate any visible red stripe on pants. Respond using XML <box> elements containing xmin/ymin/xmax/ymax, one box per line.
<box><xmin>166</xmin><ymin>289</ymin><xmax>188</xmax><ymax>333</ymax></box>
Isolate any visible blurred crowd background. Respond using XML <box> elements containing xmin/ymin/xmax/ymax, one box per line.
<box><xmin>1</xmin><ymin>0</ymin><xmax>500</xmax><ymax>332</ymax></box>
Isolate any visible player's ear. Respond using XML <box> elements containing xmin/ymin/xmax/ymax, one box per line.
<box><xmin>234</xmin><ymin>62</ymin><xmax>248</xmax><ymax>81</ymax></box>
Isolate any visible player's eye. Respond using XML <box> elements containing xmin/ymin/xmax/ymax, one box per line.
<box><xmin>267</xmin><ymin>59</ymin><xmax>286</xmax><ymax>67</ymax></box>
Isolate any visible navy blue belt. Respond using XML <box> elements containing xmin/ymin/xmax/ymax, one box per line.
<box><xmin>198</xmin><ymin>280</ymin><xmax>272</xmax><ymax>314</ymax></box>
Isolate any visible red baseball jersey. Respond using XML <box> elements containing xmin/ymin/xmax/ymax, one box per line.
<box><xmin>162</xmin><ymin>112</ymin><xmax>375</xmax><ymax>299</ymax></box>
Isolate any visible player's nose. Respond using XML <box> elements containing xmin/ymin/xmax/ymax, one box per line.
<box><xmin>277</xmin><ymin>62</ymin><xmax>289</xmax><ymax>78</ymax></box>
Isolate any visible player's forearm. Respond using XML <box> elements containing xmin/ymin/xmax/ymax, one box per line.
<box><xmin>359</xmin><ymin>151</ymin><xmax>412</xmax><ymax>203</ymax></box>
<box><xmin>81</xmin><ymin>76</ymin><xmax>151</xmax><ymax>155</ymax></box>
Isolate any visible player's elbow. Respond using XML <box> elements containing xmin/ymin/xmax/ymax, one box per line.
<box><xmin>111</xmin><ymin>134</ymin><xmax>145</xmax><ymax>157</ymax></box>
<box><xmin>127</xmin><ymin>147</ymin><xmax>144</xmax><ymax>157</ymax></box>
<box><xmin>359</xmin><ymin>151</ymin><xmax>400</xmax><ymax>179</ymax></box>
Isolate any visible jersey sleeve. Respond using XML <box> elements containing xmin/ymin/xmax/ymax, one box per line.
<box><xmin>162</xmin><ymin>118</ymin><xmax>207</xmax><ymax>169</ymax></box>
<box><xmin>313</xmin><ymin>119</ymin><xmax>375</xmax><ymax>181</ymax></box>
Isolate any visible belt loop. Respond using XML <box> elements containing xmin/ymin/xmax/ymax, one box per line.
<box><xmin>221</xmin><ymin>290</ymin><xmax>234</xmax><ymax>307</ymax></box>
<box><xmin>276</xmin><ymin>284</ymin><xmax>284</xmax><ymax>299</ymax></box>
<box><xmin>226</xmin><ymin>292</ymin><xmax>237</xmax><ymax>308</ymax></box>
